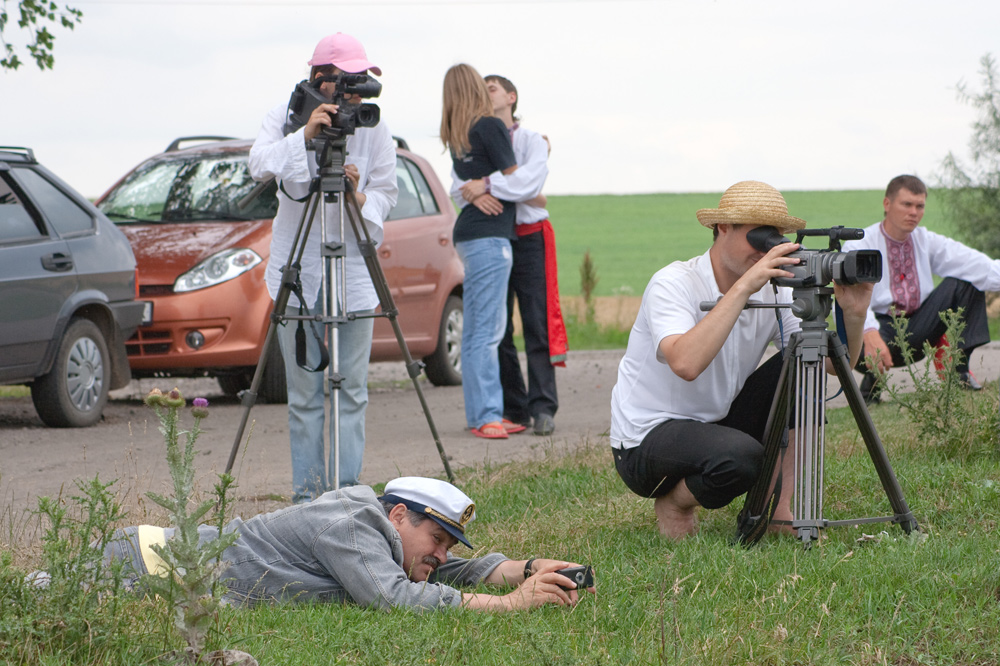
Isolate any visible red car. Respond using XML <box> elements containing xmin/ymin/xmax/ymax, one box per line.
<box><xmin>95</xmin><ymin>136</ymin><xmax>463</xmax><ymax>402</ymax></box>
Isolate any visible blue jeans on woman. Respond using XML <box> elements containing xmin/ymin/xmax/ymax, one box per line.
<box><xmin>455</xmin><ymin>237</ymin><xmax>513</xmax><ymax>429</ymax></box>
<box><xmin>278</xmin><ymin>300</ymin><xmax>374</xmax><ymax>502</ymax></box>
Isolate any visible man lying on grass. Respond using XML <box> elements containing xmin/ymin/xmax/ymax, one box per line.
<box><xmin>98</xmin><ymin>476</ymin><xmax>594</xmax><ymax>610</ymax></box>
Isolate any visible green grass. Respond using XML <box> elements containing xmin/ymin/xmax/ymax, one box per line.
<box><xmin>225</xmin><ymin>396</ymin><xmax>1000</xmax><ymax>666</ymax></box>
<box><xmin>549</xmin><ymin>189</ymin><xmax>952</xmax><ymax>298</ymax></box>
<box><xmin>5</xmin><ymin>386</ymin><xmax>998</xmax><ymax>665</ymax></box>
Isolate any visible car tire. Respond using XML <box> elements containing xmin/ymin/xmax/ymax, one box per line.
<box><xmin>216</xmin><ymin>339</ymin><xmax>288</xmax><ymax>404</ymax></box>
<box><xmin>422</xmin><ymin>294</ymin><xmax>463</xmax><ymax>386</ymax></box>
<box><xmin>31</xmin><ymin>318</ymin><xmax>110</xmax><ymax>428</ymax></box>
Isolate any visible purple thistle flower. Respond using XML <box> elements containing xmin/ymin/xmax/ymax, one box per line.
<box><xmin>192</xmin><ymin>396</ymin><xmax>210</xmax><ymax>419</ymax></box>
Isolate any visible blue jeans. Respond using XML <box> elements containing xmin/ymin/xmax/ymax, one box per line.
<box><xmin>455</xmin><ymin>237</ymin><xmax>513</xmax><ymax>428</ymax></box>
<box><xmin>278</xmin><ymin>300</ymin><xmax>373</xmax><ymax>502</ymax></box>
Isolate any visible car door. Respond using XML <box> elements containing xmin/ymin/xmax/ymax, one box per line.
<box><xmin>0</xmin><ymin>166</ymin><xmax>78</xmax><ymax>382</ymax></box>
<box><xmin>373</xmin><ymin>155</ymin><xmax>455</xmax><ymax>355</ymax></box>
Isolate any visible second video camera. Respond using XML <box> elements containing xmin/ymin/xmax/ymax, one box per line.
<box><xmin>283</xmin><ymin>73</ymin><xmax>382</xmax><ymax>138</ymax></box>
<box><xmin>747</xmin><ymin>225</ymin><xmax>882</xmax><ymax>288</ymax></box>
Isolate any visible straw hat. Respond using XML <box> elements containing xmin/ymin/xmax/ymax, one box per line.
<box><xmin>696</xmin><ymin>181</ymin><xmax>806</xmax><ymax>233</ymax></box>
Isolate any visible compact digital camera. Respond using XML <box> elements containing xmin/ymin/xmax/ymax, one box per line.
<box><xmin>555</xmin><ymin>565</ymin><xmax>594</xmax><ymax>589</ymax></box>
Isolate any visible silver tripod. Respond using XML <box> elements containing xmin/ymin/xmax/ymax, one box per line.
<box><xmin>732</xmin><ymin>285</ymin><xmax>919</xmax><ymax>547</ymax></box>
<box><xmin>225</xmin><ymin>133</ymin><xmax>454</xmax><ymax>488</ymax></box>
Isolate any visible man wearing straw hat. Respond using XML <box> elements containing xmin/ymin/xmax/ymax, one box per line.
<box><xmin>609</xmin><ymin>181</ymin><xmax>872</xmax><ymax>539</ymax></box>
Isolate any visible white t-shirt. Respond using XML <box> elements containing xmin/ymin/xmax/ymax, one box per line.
<box><xmin>610</xmin><ymin>250</ymin><xmax>801</xmax><ymax>449</ymax></box>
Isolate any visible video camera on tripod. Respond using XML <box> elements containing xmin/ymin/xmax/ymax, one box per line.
<box><xmin>729</xmin><ymin>225</ymin><xmax>919</xmax><ymax>547</ymax></box>
<box><xmin>747</xmin><ymin>225</ymin><xmax>883</xmax><ymax>289</ymax></box>
<box><xmin>283</xmin><ymin>73</ymin><xmax>382</xmax><ymax>139</ymax></box>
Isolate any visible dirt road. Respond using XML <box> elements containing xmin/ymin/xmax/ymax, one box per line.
<box><xmin>0</xmin><ymin>350</ymin><xmax>623</xmax><ymax>523</ymax></box>
<box><xmin>4</xmin><ymin>342</ymin><xmax>998</xmax><ymax>531</ymax></box>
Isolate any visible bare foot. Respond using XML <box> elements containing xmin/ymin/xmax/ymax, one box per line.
<box><xmin>766</xmin><ymin>521</ymin><xmax>796</xmax><ymax>536</ymax></box>
<box><xmin>654</xmin><ymin>480</ymin><xmax>700</xmax><ymax>540</ymax></box>
<box><xmin>767</xmin><ymin>508</ymin><xmax>795</xmax><ymax>535</ymax></box>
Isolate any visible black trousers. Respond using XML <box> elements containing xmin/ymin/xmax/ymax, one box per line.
<box><xmin>614</xmin><ymin>352</ymin><xmax>788</xmax><ymax>510</ymax></box>
<box><xmin>857</xmin><ymin>277</ymin><xmax>990</xmax><ymax>375</ymax></box>
<box><xmin>499</xmin><ymin>229</ymin><xmax>558</xmax><ymax>423</ymax></box>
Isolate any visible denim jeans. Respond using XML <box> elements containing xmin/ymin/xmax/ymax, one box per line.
<box><xmin>278</xmin><ymin>300</ymin><xmax>374</xmax><ymax>502</ymax></box>
<box><xmin>455</xmin><ymin>237</ymin><xmax>513</xmax><ymax>428</ymax></box>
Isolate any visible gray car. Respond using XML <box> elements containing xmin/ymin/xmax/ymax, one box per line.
<box><xmin>0</xmin><ymin>147</ymin><xmax>145</xmax><ymax>427</ymax></box>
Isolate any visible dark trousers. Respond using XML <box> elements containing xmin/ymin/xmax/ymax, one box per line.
<box><xmin>499</xmin><ymin>230</ymin><xmax>558</xmax><ymax>424</ymax></box>
<box><xmin>614</xmin><ymin>353</ymin><xmax>787</xmax><ymax>510</ymax></box>
<box><xmin>857</xmin><ymin>277</ymin><xmax>990</xmax><ymax>375</ymax></box>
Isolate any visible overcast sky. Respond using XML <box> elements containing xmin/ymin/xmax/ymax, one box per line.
<box><xmin>2</xmin><ymin>0</ymin><xmax>997</xmax><ymax>198</ymax></box>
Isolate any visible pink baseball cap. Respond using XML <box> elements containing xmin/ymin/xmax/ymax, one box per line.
<box><xmin>307</xmin><ymin>33</ymin><xmax>381</xmax><ymax>75</ymax></box>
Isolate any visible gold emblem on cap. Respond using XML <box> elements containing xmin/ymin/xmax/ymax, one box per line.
<box><xmin>424</xmin><ymin>507</ymin><xmax>464</xmax><ymax>533</ymax></box>
<box><xmin>460</xmin><ymin>503</ymin><xmax>475</xmax><ymax>526</ymax></box>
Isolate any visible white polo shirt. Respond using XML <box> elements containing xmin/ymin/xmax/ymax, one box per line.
<box><xmin>610</xmin><ymin>250</ymin><xmax>800</xmax><ymax>449</ymax></box>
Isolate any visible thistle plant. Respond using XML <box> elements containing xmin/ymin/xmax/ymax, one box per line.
<box><xmin>872</xmin><ymin>309</ymin><xmax>998</xmax><ymax>455</ymax></box>
<box><xmin>142</xmin><ymin>388</ymin><xmax>239</xmax><ymax>661</ymax></box>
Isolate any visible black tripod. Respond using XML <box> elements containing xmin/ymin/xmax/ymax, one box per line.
<box><xmin>224</xmin><ymin>131</ymin><xmax>454</xmax><ymax>487</ymax></box>
<box><xmin>732</xmin><ymin>285</ymin><xmax>919</xmax><ymax>546</ymax></box>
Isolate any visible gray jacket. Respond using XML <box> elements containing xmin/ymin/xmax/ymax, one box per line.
<box><xmin>179</xmin><ymin>485</ymin><xmax>508</xmax><ymax>609</ymax></box>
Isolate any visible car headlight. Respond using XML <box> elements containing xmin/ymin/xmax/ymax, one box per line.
<box><xmin>174</xmin><ymin>248</ymin><xmax>262</xmax><ymax>292</ymax></box>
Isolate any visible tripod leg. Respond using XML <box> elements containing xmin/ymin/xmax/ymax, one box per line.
<box><xmin>736</xmin><ymin>343</ymin><xmax>795</xmax><ymax>546</ymax></box>
<box><xmin>225</xmin><ymin>194</ymin><xmax>320</xmax><ymax>476</ymax></box>
<box><xmin>343</xmin><ymin>188</ymin><xmax>455</xmax><ymax>484</ymax></box>
<box><xmin>792</xmin><ymin>350</ymin><xmax>827</xmax><ymax>545</ymax></box>
<box><xmin>827</xmin><ymin>332</ymin><xmax>919</xmax><ymax>534</ymax></box>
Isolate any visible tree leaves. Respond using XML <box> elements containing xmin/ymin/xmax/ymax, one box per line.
<box><xmin>0</xmin><ymin>0</ymin><xmax>82</xmax><ymax>70</ymax></box>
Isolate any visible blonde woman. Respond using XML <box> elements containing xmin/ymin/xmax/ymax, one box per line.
<box><xmin>441</xmin><ymin>63</ymin><xmax>519</xmax><ymax>439</ymax></box>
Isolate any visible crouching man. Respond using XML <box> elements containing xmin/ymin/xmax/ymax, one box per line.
<box><xmin>100</xmin><ymin>476</ymin><xmax>593</xmax><ymax>610</ymax></box>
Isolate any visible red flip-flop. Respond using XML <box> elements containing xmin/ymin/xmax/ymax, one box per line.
<box><xmin>501</xmin><ymin>418</ymin><xmax>527</xmax><ymax>435</ymax></box>
<box><xmin>471</xmin><ymin>422</ymin><xmax>509</xmax><ymax>439</ymax></box>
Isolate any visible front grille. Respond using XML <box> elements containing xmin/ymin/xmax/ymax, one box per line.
<box><xmin>139</xmin><ymin>285</ymin><xmax>174</xmax><ymax>297</ymax></box>
<box><xmin>127</xmin><ymin>328</ymin><xmax>172</xmax><ymax>356</ymax></box>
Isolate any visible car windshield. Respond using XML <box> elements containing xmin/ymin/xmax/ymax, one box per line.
<box><xmin>98</xmin><ymin>154</ymin><xmax>278</xmax><ymax>223</ymax></box>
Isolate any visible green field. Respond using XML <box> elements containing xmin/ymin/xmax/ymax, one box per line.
<box><xmin>548</xmin><ymin>189</ymin><xmax>953</xmax><ymax>298</ymax></box>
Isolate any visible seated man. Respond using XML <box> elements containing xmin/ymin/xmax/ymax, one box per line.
<box><xmin>843</xmin><ymin>175</ymin><xmax>1000</xmax><ymax>402</ymax></box>
<box><xmin>609</xmin><ymin>181</ymin><xmax>872</xmax><ymax>539</ymax></box>
<box><xmin>99</xmin><ymin>476</ymin><xmax>592</xmax><ymax>610</ymax></box>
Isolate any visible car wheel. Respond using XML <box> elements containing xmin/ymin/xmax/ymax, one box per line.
<box><xmin>31</xmin><ymin>318</ymin><xmax>110</xmax><ymax>428</ymax></box>
<box><xmin>217</xmin><ymin>372</ymin><xmax>249</xmax><ymax>397</ymax></box>
<box><xmin>216</xmin><ymin>339</ymin><xmax>287</xmax><ymax>404</ymax></box>
<box><xmin>422</xmin><ymin>294</ymin><xmax>462</xmax><ymax>386</ymax></box>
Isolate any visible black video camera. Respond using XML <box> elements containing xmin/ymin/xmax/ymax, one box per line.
<box><xmin>283</xmin><ymin>73</ymin><xmax>382</xmax><ymax>138</ymax></box>
<box><xmin>747</xmin><ymin>226</ymin><xmax>882</xmax><ymax>288</ymax></box>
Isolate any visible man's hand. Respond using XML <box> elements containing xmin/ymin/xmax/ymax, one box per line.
<box><xmin>831</xmin><ymin>281</ymin><xmax>875</xmax><ymax>373</ymax></box>
<box><xmin>471</xmin><ymin>193</ymin><xmax>503</xmax><ymax>216</ymax></box>
<box><xmin>832</xmin><ymin>281</ymin><xmax>873</xmax><ymax>322</ymax></box>
<box><xmin>734</xmin><ymin>241</ymin><xmax>802</xmax><ymax>296</ymax></box>
<box><xmin>344</xmin><ymin>163</ymin><xmax>366</xmax><ymax>208</ymax></box>
<box><xmin>303</xmin><ymin>103</ymin><xmax>339</xmax><ymax>142</ymax></box>
<box><xmin>462</xmin><ymin>559</ymin><xmax>595</xmax><ymax>611</ymax></box>
<box><xmin>460</xmin><ymin>178</ymin><xmax>487</xmax><ymax>202</ymax></box>
<box><xmin>863</xmin><ymin>329</ymin><xmax>893</xmax><ymax>374</ymax></box>
<box><xmin>504</xmin><ymin>560</ymin><xmax>595</xmax><ymax>609</ymax></box>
